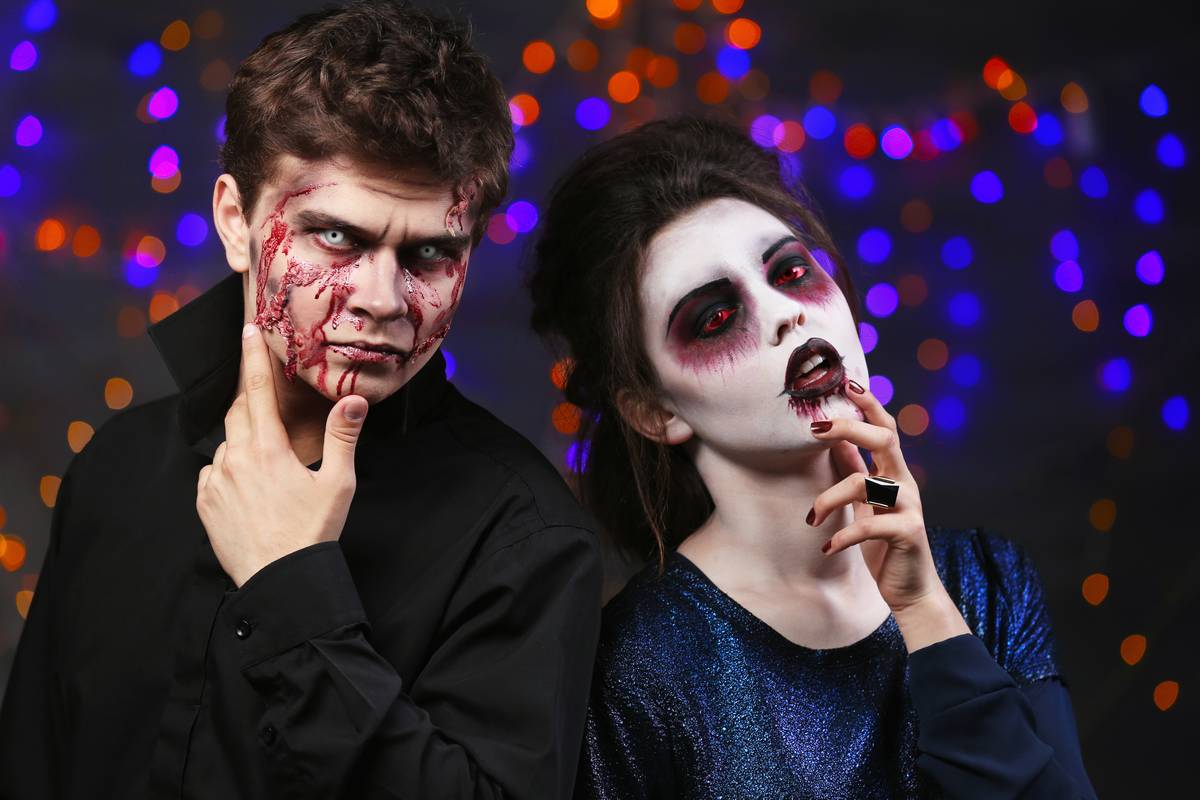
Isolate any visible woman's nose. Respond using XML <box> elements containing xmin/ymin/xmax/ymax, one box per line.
<box><xmin>768</xmin><ymin>295</ymin><xmax>805</xmax><ymax>346</ymax></box>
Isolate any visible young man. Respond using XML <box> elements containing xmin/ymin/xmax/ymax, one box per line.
<box><xmin>0</xmin><ymin>3</ymin><xmax>601</xmax><ymax>797</ymax></box>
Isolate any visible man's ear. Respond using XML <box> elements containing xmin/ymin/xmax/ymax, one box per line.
<box><xmin>212</xmin><ymin>174</ymin><xmax>252</xmax><ymax>274</ymax></box>
<box><xmin>616</xmin><ymin>389</ymin><xmax>694</xmax><ymax>446</ymax></box>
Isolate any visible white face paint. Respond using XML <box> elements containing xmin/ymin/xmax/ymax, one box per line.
<box><xmin>639</xmin><ymin>198</ymin><xmax>868</xmax><ymax>465</ymax></box>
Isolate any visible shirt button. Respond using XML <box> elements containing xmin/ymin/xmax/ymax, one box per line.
<box><xmin>261</xmin><ymin>725</ymin><xmax>277</xmax><ymax>746</ymax></box>
<box><xmin>234</xmin><ymin>619</ymin><xmax>254</xmax><ymax>640</ymax></box>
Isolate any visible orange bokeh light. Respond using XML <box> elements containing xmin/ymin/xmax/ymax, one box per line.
<box><xmin>1120</xmin><ymin>634</ymin><xmax>1147</xmax><ymax>665</ymax></box>
<box><xmin>149</xmin><ymin>290</ymin><xmax>181</xmax><ymax>323</ymax></box>
<box><xmin>552</xmin><ymin>402</ymin><xmax>583</xmax><ymax>435</ymax></box>
<box><xmin>509</xmin><ymin>94</ymin><xmax>541</xmax><ymax>126</ymax></box>
<box><xmin>900</xmin><ymin>199</ymin><xmax>933</xmax><ymax>233</ymax></box>
<box><xmin>646</xmin><ymin>56</ymin><xmax>679</xmax><ymax>88</ymax></box>
<box><xmin>161</xmin><ymin>19</ymin><xmax>191</xmax><ymax>51</ymax></box>
<box><xmin>1081</xmin><ymin>573</ymin><xmax>1109</xmax><ymax>605</ymax></box>
<box><xmin>117</xmin><ymin>306</ymin><xmax>148</xmax><ymax>338</ymax></box>
<box><xmin>674</xmin><ymin>22</ymin><xmax>706</xmax><ymax>54</ymax></box>
<box><xmin>626</xmin><ymin>47</ymin><xmax>655</xmax><ymax>76</ymax></box>
<box><xmin>897</xmin><ymin>274</ymin><xmax>928</xmax><ymax>307</ymax></box>
<box><xmin>1</xmin><ymin>536</ymin><xmax>26</xmax><ymax>572</ymax></box>
<box><xmin>1044</xmin><ymin>156</ymin><xmax>1073</xmax><ymax>189</ymax></box>
<box><xmin>550</xmin><ymin>359</ymin><xmax>573</xmax><ymax>390</ymax></box>
<box><xmin>39</xmin><ymin>475</ymin><xmax>61</xmax><ymax>508</ymax></box>
<box><xmin>696</xmin><ymin>72</ymin><xmax>729</xmax><ymax>104</ymax></box>
<box><xmin>67</xmin><ymin>421</ymin><xmax>94</xmax><ymax>453</ymax></box>
<box><xmin>567</xmin><ymin>39</ymin><xmax>599</xmax><ymax>71</ymax></box>
<box><xmin>193</xmin><ymin>9</ymin><xmax>223</xmax><ymax>39</ymax></box>
<box><xmin>997</xmin><ymin>70</ymin><xmax>1027</xmax><ymax>100</ymax></box>
<box><xmin>522</xmin><ymin>40</ymin><xmax>555</xmax><ymax>74</ymax></box>
<box><xmin>36</xmin><ymin>218</ymin><xmax>67</xmax><ymax>251</ymax></box>
<box><xmin>152</xmin><ymin>171</ymin><xmax>182</xmax><ymax>194</ymax></box>
<box><xmin>897</xmin><ymin>404</ymin><xmax>930</xmax><ymax>436</ymax></box>
<box><xmin>608</xmin><ymin>70</ymin><xmax>641</xmax><ymax>104</ymax></box>
<box><xmin>809</xmin><ymin>69</ymin><xmax>843</xmax><ymax>104</ymax></box>
<box><xmin>1153</xmin><ymin>681</ymin><xmax>1180</xmax><ymax>711</ymax></box>
<box><xmin>1106</xmin><ymin>426</ymin><xmax>1134</xmax><ymax>459</ymax></box>
<box><xmin>1072</xmin><ymin>299</ymin><xmax>1099</xmax><ymax>332</ymax></box>
<box><xmin>1061</xmin><ymin>82</ymin><xmax>1089</xmax><ymax>114</ymax></box>
<box><xmin>712</xmin><ymin>0</ymin><xmax>744</xmax><ymax>13</ymax></box>
<box><xmin>72</xmin><ymin>225</ymin><xmax>101</xmax><ymax>257</ymax></box>
<box><xmin>726</xmin><ymin>18</ymin><xmax>761</xmax><ymax>49</ymax></box>
<box><xmin>15</xmin><ymin>589</ymin><xmax>33</xmax><ymax>619</ymax></box>
<box><xmin>105</xmin><ymin>377</ymin><xmax>134</xmax><ymax>410</ymax></box>
<box><xmin>917</xmin><ymin>339</ymin><xmax>949</xmax><ymax>370</ymax></box>
<box><xmin>1008</xmin><ymin>101</ymin><xmax>1038</xmax><ymax>134</ymax></box>
<box><xmin>137</xmin><ymin>235</ymin><xmax>166</xmax><ymax>267</ymax></box>
<box><xmin>1089</xmin><ymin>498</ymin><xmax>1117</xmax><ymax>532</ymax></box>
<box><xmin>586</xmin><ymin>0</ymin><xmax>620</xmax><ymax>20</ymax></box>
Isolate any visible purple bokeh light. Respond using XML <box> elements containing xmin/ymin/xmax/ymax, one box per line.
<box><xmin>1135</xmin><ymin>251</ymin><xmax>1164</xmax><ymax>285</ymax></box>
<box><xmin>869</xmin><ymin>374</ymin><xmax>894</xmax><ymax>405</ymax></box>
<box><xmin>865</xmin><ymin>283</ymin><xmax>899</xmax><ymax>317</ymax></box>
<box><xmin>970</xmin><ymin>171</ymin><xmax>1003</xmax><ymax>203</ymax></box>
<box><xmin>858</xmin><ymin>321</ymin><xmax>878</xmax><ymax>354</ymax></box>
<box><xmin>1122</xmin><ymin>304</ymin><xmax>1153</xmax><ymax>337</ymax></box>
<box><xmin>1054</xmin><ymin>260</ymin><xmax>1083</xmax><ymax>293</ymax></box>
<box><xmin>147</xmin><ymin>87</ymin><xmax>179</xmax><ymax>120</ymax></box>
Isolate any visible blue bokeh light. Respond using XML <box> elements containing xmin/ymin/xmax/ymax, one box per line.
<box><xmin>858</xmin><ymin>321</ymin><xmax>878</xmax><ymax>354</ymax></box>
<box><xmin>176</xmin><ymin>213</ymin><xmax>209</xmax><ymax>247</ymax></box>
<box><xmin>1162</xmin><ymin>396</ymin><xmax>1189</xmax><ymax>431</ymax></box>
<box><xmin>10</xmin><ymin>41</ymin><xmax>38</xmax><ymax>71</ymax></box>
<box><xmin>811</xmin><ymin>248</ymin><xmax>836</xmax><ymax>276</ymax></box>
<box><xmin>1050</xmin><ymin>229</ymin><xmax>1079</xmax><ymax>261</ymax></box>
<box><xmin>1156</xmin><ymin>133</ymin><xmax>1185</xmax><ymax>168</ymax></box>
<box><xmin>0</xmin><ymin>164</ymin><xmax>20</xmax><ymax>197</ymax></box>
<box><xmin>23</xmin><ymin>0</ymin><xmax>57</xmax><ymax>31</ymax></box>
<box><xmin>869</xmin><ymin>374</ymin><xmax>894</xmax><ymax>405</ymax></box>
<box><xmin>1139</xmin><ymin>84</ymin><xmax>1168</xmax><ymax>117</ymax></box>
<box><xmin>123</xmin><ymin>260</ymin><xmax>159</xmax><ymax>288</ymax></box>
<box><xmin>716</xmin><ymin>46</ymin><xmax>751</xmax><ymax>80</ymax></box>
<box><xmin>930</xmin><ymin>118</ymin><xmax>964</xmax><ymax>151</ymax></box>
<box><xmin>1033</xmin><ymin>113</ymin><xmax>1063</xmax><ymax>146</ymax></box>
<box><xmin>750</xmin><ymin>114</ymin><xmax>781</xmax><ymax>147</ymax></box>
<box><xmin>949</xmin><ymin>354</ymin><xmax>982</xmax><ymax>387</ymax></box>
<box><xmin>947</xmin><ymin>291</ymin><xmax>982</xmax><ymax>326</ymax></box>
<box><xmin>15</xmin><ymin>115</ymin><xmax>42</xmax><ymax>147</ymax></box>
<box><xmin>970</xmin><ymin>171</ymin><xmax>1003</xmax><ymax>203</ymax></box>
<box><xmin>1123</xmin><ymin>304</ymin><xmax>1153</xmax><ymax>337</ymax></box>
<box><xmin>880</xmin><ymin>126</ymin><xmax>913</xmax><ymax>159</ymax></box>
<box><xmin>865</xmin><ymin>283</ymin><xmax>899</xmax><ymax>317</ymax></box>
<box><xmin>838</xmin><ymin>165</ymin><xmax>874</xmax><ymax>199</ymax></box>
<box><xmin>803</xmin><ymin>106</ymin><xmax>836</xmax><ymax>140</ymax></box>
<box><xmin>510</xmin><ymin>135</ymin><xmax>531</xmax><ymax>172</ymax></box>
<box><xmin>566</xmin><ymin>440</ymin><xmax>592</xmax><ymax>473</ymax></box>
<box><xmin>214</xmin><ymin>115</ymin><xmax>227</xmax><ymax>143</ymax></box>
<box><xmin>1054</xmin><ymin>260</ymin><xmax>1084</xmax><ymax>293</ymax></box>
<box><xmin>1135</xmin><ymin>250</ymin><xmax>1164</xmax><ymax>285</ymax></box>
<box><xmin>1079</xmin><ymin>166</ymin><xmax>1108</xmax><ymax>198</ymax></box>
<box><xmin>128</xmin><ymin>42</ymin><xmax>162</xmax><ymax>77</ymax></box>
<box><xmin>857</xmin><ymin>228</ymin><xmax>891</xmax><ymax>263</ymax></box>
<box><xmin>1098</xmin><ymin>358</ymin><xmax>1132</xmax><ymax>392</ymax></box>
<box><xmin>1134</xmin><ymin>189</ymin><xmax>1164</xmax><ymax>223</ymax></box>
<box><xmin>442</xmin><ymin>349</ymin><xmax>457</xmax><ymax>380</ymax></box>
<box><xmin>505</xmin><ymin>200</ymin><xmax>539</xmax><ymax>233</ymax></box>
<box><xmin>933</xmin><ymin>396</ymin><xmax>966</xmax><ymax>431</ymax></box>
<box><xmin>941</xmin><ymin>236</ymin><xmax>973</xmax><ymax>269</ymax></box>
<box><xmin>575</xmin><ymin>97</ymin><xmax>610</xmax><ymax>131</ymax></box>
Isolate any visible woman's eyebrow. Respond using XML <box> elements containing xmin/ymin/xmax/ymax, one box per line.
<box><xmin>761</xmin><ymin>235</ymin><xmax>798</xmax><ymax>263</ymax></box>
<box><xmin>666</xmin><ymin>278</ymin><xmax>732</xmax><ymax>338</ymax></box>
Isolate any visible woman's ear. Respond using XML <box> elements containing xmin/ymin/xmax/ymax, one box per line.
<box><xmin>212</xmin><ymin>174</ymin><xmax>252</xmax><ymax>274</ymax></box>
<box><xmin>616</xmin><ymin>389</ymin><xmax>694</xmax><ymax>446</ymax></box>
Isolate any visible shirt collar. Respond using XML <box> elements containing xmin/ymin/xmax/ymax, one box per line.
<box><xmin>148</xmin><ymin>273</ymin><xmax>451</xmax><ymax>449</ymax></box>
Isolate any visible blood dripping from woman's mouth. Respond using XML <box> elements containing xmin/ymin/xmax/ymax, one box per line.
<box><xmin>252</xmin><ymin>185</ymin><xmax>466</xmax><ymax>397</ymax></box>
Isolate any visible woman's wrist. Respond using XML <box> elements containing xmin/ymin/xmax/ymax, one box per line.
<box><xmin>892</xmin><ymin>589</ymin><xmax>971</xmax><ymax>654</ymax></box>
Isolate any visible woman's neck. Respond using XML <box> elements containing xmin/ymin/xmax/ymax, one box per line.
<box><xmin>679</xmin><ymin>445</ymin><xmax>880</xmax><ymax>599</ymax></box>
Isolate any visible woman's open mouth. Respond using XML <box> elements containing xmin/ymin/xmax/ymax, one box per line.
<box><xmin>781</xmin><ymin>337</ymin><xmax>845</xmax><ymax>400</ymax></box>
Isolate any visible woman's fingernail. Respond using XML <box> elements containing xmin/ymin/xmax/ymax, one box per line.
<box><xmin>806</xmin><ymin>507</ymin><xmax>816</xmax><ymax>526</ymax></box>
<box><xmin>810</xmin><ymin>420</ymin><xmax>833</xmax><ymax>433</ymax></box>
<box><xmin>821</xmin><ymin>540</ymin><xmax>832</xmax><ymax>554</ymax></box>
<box><xmin>847</xmin><ymin>380</ymin><xmax>865</xmax><ymax>394</ymax></box>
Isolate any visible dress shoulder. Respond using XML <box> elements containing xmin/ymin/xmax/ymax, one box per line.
<box><xmin>928</xmin><ymin>526</ymin><xmax>1062</xmax><ymax>685</ymax></box>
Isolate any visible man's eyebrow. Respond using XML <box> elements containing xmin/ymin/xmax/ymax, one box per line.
<box><xmin>761</xmin><ymin>235</ymin><xmax>798</xmax><ymax>263</ymax></box>
<box><xmin>666</xmin><ymin>277</ymin><xmax>732</xmax><ymax>338</ymax></box>
<box><xmin>293</xmin><ymin>210</ymin><xmax>383</xmax><ymax>243</ymax></box>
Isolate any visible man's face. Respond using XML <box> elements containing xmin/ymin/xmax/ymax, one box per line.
<box><xmin>238</xmin><ymin>156</ymin><xmax>474</xmax><ymax>405</ymax></box>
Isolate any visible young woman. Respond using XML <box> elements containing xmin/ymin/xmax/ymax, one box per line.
<box><xmin>529</xmin><ymin>117</ymin><xmax>1097</xmax><ymax>799</ymax></box>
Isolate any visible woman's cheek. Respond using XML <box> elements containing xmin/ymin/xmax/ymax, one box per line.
<box><xmin>666</xmin><ymin>319</ymin><xmax>758</xmax><ymax>377</ymax></box>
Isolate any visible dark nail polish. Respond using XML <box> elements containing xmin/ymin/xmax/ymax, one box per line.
<box><xmin>821</xmin><ymin>540</ymin><xmax>832</xmax><ymax>554</ymax></box>
<box><xmin>810</xmin><ymin>420</ymin><xmax>833</xmax><ymax>433</ymax></box>
<box><xmin>847</xmin><ymin>380</ymin><xmax>865</xmax><ymax>394</ymax></box>
<box><xmin>806</xmin><ymin>507</ymin><xmax>816</xmax><ymax>526</ymax></box>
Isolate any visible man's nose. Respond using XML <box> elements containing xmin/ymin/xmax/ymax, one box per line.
<box><xmin>345</xmin><ymin>250</ymin><xmax>409</xmax><ymax>323</ymax></box>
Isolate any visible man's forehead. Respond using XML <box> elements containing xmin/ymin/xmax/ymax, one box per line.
<box><xmin>267</xmin><ymin>155</ymin><xmax>455</xmax><ymax>205</ymax></box>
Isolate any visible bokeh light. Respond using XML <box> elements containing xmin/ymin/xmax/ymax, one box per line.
<box><xmin>1161</xmin><ymin>396</ymin><xmax>1189</xmax><ymax>431</ymax></box>
<box><xmin>1135</xmin><ymin>252</ymin><xmax>1164</xmax><ymax>286</ymax></box>
<box><xmin>1119</xmin><ymin>634</ymin><xmax>1146</xmax><ymax>665</ymax></box>
<box><xmin>838</xmin><ymin>165</ymin><xmax>874</xmax><ymax>199</ymax></box>
<box><xmin>10</xmin><ymin>40</ymin><xmax>38</xmax><ymax>72</ymax></box>
<box><xmin>586</xmin><ymin>0</ymin><xmax>619</xmax><ymax>21</ymax></box>
<box><xmin>23</xmin><ymin>0</ymin><xmax>57</xmax><ymax>31</ymax></box>
<box><xmin>896</xmin><ymin>274</ymin><xmax>927</xmax><ymax>307</ymax></box>
<box><xmin>646</xmin><ymin>56</ymin><xmax>679</xmax><ymax>88</ymax></box>
<box><xmin>72</xmin><ymin>225</ymin><xmax>101</xmax><ymax>257</ymax></box>
<box><xmin>1050</xmin><ymin>229</ymin><xmax>1079</xmax><ymax>261</ymax></box>
<box><xmin>949</xmin><ymin>354</ymin><xmax>982</xmax><ymax>387</ymax></box>
<box><xmin>1107</xmin><ymin>426</ymin><xmax>1135</xmax><ymax>459</ymax></box>
<box><xmin>869</xmin><ymin>374</ymin><xmax>894</xmax><ymax>405</ymax></box>
<box><xmin>1072</xmin><ymin>299</ymin><xmax>1100</xmax><ymax>332</ymax></box>
<box><xmin>1079</xmin><ymin>166</ymin><xmax>1109</xmax><ymax>198</ymax></box>
<box><xmin>1033</xmin><ymin>113</ymin><xmax>1063</xmax><ymax>146</ymax></box>
<box><xmin>1134</xmin><ymin>189</ymin><xmax>1164</xmax><ymax>223</ymax></box>
<box><xmin>1153</xmin><ymin>681</ymin><xmax>1179</xmax><ymax>712</ymax></box>
<box><xmin>1139</xmin><ymin>84</ymin><xmax>1168</xmax><ymax>117</ymax></box>
<box><xmin>897</xmin><ymin>404</ymin><xmax>930</xmax><ymax>436</ymax></box>
<box><xmin>674</xmin><ymin>22</ymin><xmax>706</xmax><ymax>54</ymax></box>
<box><xmin>726</xmin><ymin>18</ymin><xmax>761</xmax><ymax>49</ymax></box>
<box><xmin>856</xmin><ymin>228</ymin><xmax>891</xmax><ymax>264</ymax></box>
<box><xmin>749</xmin><ymin>114</ymin><xmax>781</xmax><ymax>147</ymax></box>
<box><xmin>505</xmin><ymin>200</ymin><xmax>538</xmax><ymax>233</ymax></box>
<box><xmin>858</xmin><ymin>321</ymin><xmax>878</xmax><ymax>354</ymax></box>
<box><xmin>1060</xmin><ymin>82</ymin><xmax>1089</xmax><ymax>113</ymax></box>
<box><xmin>1156</xmin><ymin>133</ymin><xmax>1185</xmax><ymax>168</ymax></box>
<box><xmin>941</xmin><ymin>236</ymin><xmax>973</xmax><ymax>269</ymax></box>
<box><xmin>1122</xmin><ymin>304</ymin><xmax>1152</xmax><ymax>337</ymax></box>
<box><xmin>161</xmin><ymin>19</ymin><xmax>190</xmax><ymax>50</ymax></box>
<box><xmin>880</xmin><ymin>126</ymin><xmax>913</xmax><ymax>159</ymax></box>
<box><xmin>148</xmin><ymin>86</ymin><xmax>179</xmax><ymax>120</ymax></box>
<box><xmin>608</xmin><ymin>71</ymin><xmax>641</xmax><ymax>103</ymax></box>
<box><xmin>803</xmin><ymin>106</ymin><xmax>836</xmax><ymax>140</ymax></box>
<box><xmin>947</xmin><ymin>291</ymin><xmax>981</xmax><ymax>326</ymax></box>
<box><xmin>865</xmin><ymin>283</ymin><xmax>898</xmax><ymax>317</ymax></box>
<box><xmin>1098</xmin><ymin>357</ymin><xmax>1132</xmax><ymax>392</ymax></box>
<box><xmin>148</xmin><ymin>145</ymin><xmax>180</xmax><ymax>178</ymax></box>
<box><xmin>127</xmin><ymin>42</ymin><xmax>162</xmax><ymax>76</ymax></box>
<box><xmin>970</xmin><ymin>171</ymin><xmax>1004</xmax><ymax>203</ymax></box>
<box><xmin>35</xmin><ymin>218</ymin><xmax>66</xmax><ymax>251</ymax></box>
<box><xmin>39</xmin><ymin>475</ymin><xmax>60</xmax><ymax>508</ymax></box>
<box><xmin>14</xmin><ymin>115</ymin><xmax>42</xmax><ymax>147</ymax></box>
<box><xmin>67</xmin><ymin>420</ymin><xmax>94</xmax><ymax>453</ymax></box>
<box><xmin>1090</xmin><ymin>498</ymin><xmax>1117</xmax><ymax>532</ymax></box>
<box><xmin>1044</xmin><ymin>157</ymin><xmax>1073</xmax><ymax>188</ymax></box>
<box><xmin>696</xmin><ymin>71</ymin><xmax>730</xmax><ymax>104</ymax></box>
<box><xmin>900</xmin><ymin>199</ymin><xmax>932</xmax><ymax>233</ymax></box>
<box><xmin>486</xmin><ymin>213</ymin><xmax>516</xmax><ymax>245</ymax></box>
<box><xmin>176</xmin><ymin>213</ymin><xmax>208</xmax><ymax>246</ymax></box>
<box><xmin>575</xmin><ymin>97</ymin><xmax>610</xmax><ymax>131</ymax></box>
<box><xmin>1081</xmin><ymin>573</ymin><xmax>1109</xmax><ymax>605</ymax></box>
<box><xmin>716</xmin><ymin>47</ymin><xmax>751</xmax><ymax>80</ymax></box>
<box><xmin>552</xmin><ymin>402</ymin><xmax>582</xmax><ymax>435</ymax></box>
<box><xmin>0</xmin><ymin>165</ymin><xmax>20</xmax><ymax>196</ymax></box>
<box><xmin>508</xmin><ymin>94</ymin><xmax>540</xmax><ymax>127</ymax></box>
<box><xmin>1054</xmin><ymin>261</ymin><xmax>1084</xmax><ymax>293</ymax></box>
<box><xmin>105</xmin><ymin>377</ymin><xmax>134</xmax><ymax>409</ymax></box>
<box><xmin>567</xmin><ymin>39</ymin><xmax>599</xmax><ymax>71</ymax></box>
<box><xmin>772</xmin><ymin>120</ymin><xmax>805</xmax><ymax>153</ymax></box>
<box><xmin>843</xmin><ymin>124</ymin><xmax>877</xmax><ymax>159</ymax></box>
<box><xmin>932</xmin><ymin>396</ymin><xmax>966</xmax><ymax>431</ymax></box>
<box><xmin>1008</xmin><ymin>102</ymin><xmax>1038</xmax><ymax>134</ymax></box>
<box><xmin>522</xmin><ymin>40</ymin><xmax>554</xmax><ymax>74</ymax></box>
<box><xmin>917</xmin><ymin>338</ymin><xmax>949</xmax><ymax>371</ymax></box>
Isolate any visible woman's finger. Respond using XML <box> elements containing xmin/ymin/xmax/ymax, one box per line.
<box><xmin>822</xmin><ymin>512</ymin><xmax>923</xmax><ymax>556</ymax></box>
<box><xmin>842</xmin><ymin>379</ymin><xmax>897</xmax><ymax>433</ymax></box>
<box><xmin>809</xmin><ymin>469</ymin><xmax>912</xmax><ymax>527</ymax></box>
<box><xmin>811</xmin><ymin>417</ymin><xmax>910</xmax><ymax>480</ymax></box>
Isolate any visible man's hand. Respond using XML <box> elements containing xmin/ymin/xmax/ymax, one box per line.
<box><xmin>196</xmin><ymin>323</ymin><xmax>367</xmax><ymax>587</ymax></box>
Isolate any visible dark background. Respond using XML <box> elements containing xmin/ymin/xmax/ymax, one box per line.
<box><xmin>1</xmin><ymin>0</ymin><xmax>1195</xmax><ymax>794</ymax></box>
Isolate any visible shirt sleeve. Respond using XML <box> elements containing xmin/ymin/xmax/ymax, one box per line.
<box><xmin>907</xmin><ymin>539</ymin><xmax>1098</xmax><ymax>799</ymax></box>
<box><xmin>221</xmin><ymin>526</ymin><xmax>601</xmax><ymax>800</ymax></box>
<box><xmin>0</xmin><ymin>463</ymin><xmax>76</xmax><ymax>799</ymax></box>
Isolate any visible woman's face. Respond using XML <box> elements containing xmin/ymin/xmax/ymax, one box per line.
<box><xmin>638</xmin><ymin>197</ymin><xmax>868</xmax><ymax>463</ymax></box>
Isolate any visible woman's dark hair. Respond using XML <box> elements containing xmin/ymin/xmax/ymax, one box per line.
<box><xmin>529</xmin><ymin>116</ymin><xmax>861</xmax><ymax>568</ymax></box>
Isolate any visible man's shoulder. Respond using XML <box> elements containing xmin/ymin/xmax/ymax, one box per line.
<box><xmin>426</xmin><ymin>389</ymin><xmax>595</xmax><ymax>542</ymax></box>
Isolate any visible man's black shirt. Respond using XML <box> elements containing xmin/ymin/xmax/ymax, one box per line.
<box><xmin>0</xmin><ymin>274</ymin><xmax>603</xmax><ymax>798</ymax></box>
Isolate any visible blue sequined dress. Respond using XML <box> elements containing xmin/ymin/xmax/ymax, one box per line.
<box><xmin>577</xmin><ymin>527</ymin><xmax>1097</xmax><ymax>799</ymax></box>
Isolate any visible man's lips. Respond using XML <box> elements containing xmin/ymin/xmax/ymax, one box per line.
<box><xmin>782</xmin><ymin>337</ymin><xmax>845</xmax><ymax>399</ymax></box>
<box><xmin>328</xmin><ymin>341</ymin><xmax>406</xmax><ymax>362</ymax></box>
